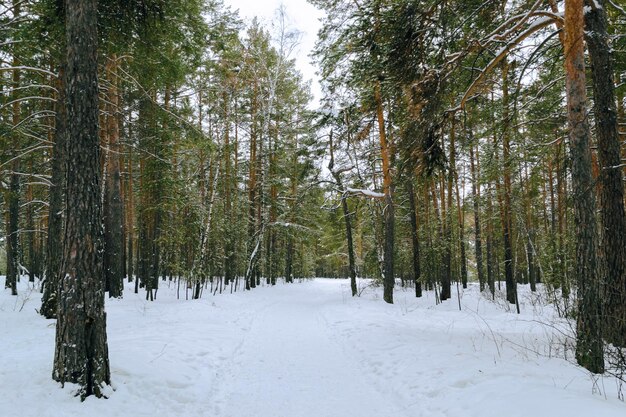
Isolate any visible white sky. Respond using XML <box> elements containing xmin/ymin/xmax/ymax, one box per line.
<box><xmin>223</xmin><ymin>0</ymin><xmax>325</xmax><ymax>107</ymax></box>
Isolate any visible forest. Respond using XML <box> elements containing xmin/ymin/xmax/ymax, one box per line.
<box><xmin>0</xmin><ymin>0</ymin><xmax>625</xmax><ymax>409</ymax></box>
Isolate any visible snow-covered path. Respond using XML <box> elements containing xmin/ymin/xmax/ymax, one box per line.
<box><xmin>1</xmin><ymin>277</ymin><xmax>625</xmax><ymax>417</ymax></box>
<box><xmin>210</xmin><ymin>289</ymin><xmax>407</xmax><ymax>417</ymax></box>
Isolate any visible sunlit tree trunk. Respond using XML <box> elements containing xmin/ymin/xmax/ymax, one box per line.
<box><xmin>564</xmin><ymin>0</ymin><xmax>604</xmax><ymax>373</ymax></box>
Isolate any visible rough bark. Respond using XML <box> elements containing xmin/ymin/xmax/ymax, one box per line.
<box><xmin>564</xmin><ymin>0</ymin><xmax>604</xmax><ymax>373</ymax></box>
<box><xmin>52</xmin><ymin>0</ymin><xmax>111</xmax><ymax>398</ymax></box>
<box><xmin>584</xmin><ymin>0</ymin><xmax>626</xmax><ymax>347</ymax></box>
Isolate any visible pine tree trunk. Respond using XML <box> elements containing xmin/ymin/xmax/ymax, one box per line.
<box><xmin>584</xmin><ymin>0</ymin><xmax>626</xmax><ymax>347</ymax></box>
<box><xmin>501</xmin><ymin>61</ymin><xmax>517</xmax><ymax>306</ymax></box>
<box><xmin>247</xmin><ymin>83</ymin><xmax>259</xmax><ymax>290</ymax></box>
<box><xmin>41</xmin><ymin>66</ymin><xmax>66</xmax><ymax>318</ymax></box>
<box><xmin>126</xmin><ymin>143</ymin><xmax>134</xmax><ymax>282</ymax></box>
<box><xmin>440</xmin><ymin>174</ymin><xmax>452</xmax><ymax>301</ymax></box>
<box><xmin>407</xmin><ymin>181</ymin><xmax>422</xmax><ymax>297</ymax></box>
<box><xmin>522</xmin><ymin>157</ymin><xmax>537</xmax><ymax>293</ymax></box>
<box><xmin>564</xmin><ymin>0</ymin><xmax>604</xmax><ymax>373</ymax></box>
<box><xmin>6</xmin><ymin>161</ymin><xmax>19</xmax><ymax>296</ymax></box>
<box><xmin>556</xmin><ymin>141</ymin><xmax>569</xmax><ymax>297</ymax></box>
<box><xmin>485</xmin><ymin>183</ymin><xmax>495</xmax><ymax>297</ymax></box>
<box><xmin>450</xmin><ymin>120</ymin><xmax>468</xmax><ymax>289</ymax></box>
<box><xmin>445</xmin><ymin>122</ymin><xmax>456</xmax><ymax>294</ymax></box>
<box><xmin>224</xmin><ymin>91</ymin><xmax>234</xmax><ymax>287</ymax></box>
<box><xmin>469</xmin><ymin>140</ymin><xmax>485</xmax><ymax>292</ymax></box>
<box><xmin>5</xmin><ymin>2</ymin><xmax>21</xmax><ymax>296</ymax></box>
<box><xmin>103</xmin><ymin>56</ymin><xmax>124</xmax><ymax>298</ymax></box>
<box><xmin>53</xmin><ymin>0</ymin><xmax>111</xmax><ymax>398</ymax></box>
<box><xmin>375</xmin><ymin>81</ymin><xmax>394</xmax><ymax>304</ymax></box>
<box><xmin>328</xmin><ymin>130</ymin><xmax>357</xmax><ymax>296</ymax></box>
<box><xmin>26</xmin><ymin>165</ymin><xmax>36</xmax><ymax>282</ymax></box>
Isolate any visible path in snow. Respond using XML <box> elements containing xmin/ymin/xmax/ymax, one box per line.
<box><xmin>210</xmin><ymin>289</ymin><xmax>408</xmax><ymax>417</ymax></box>
<box><xmin>1</xmin><ymin>277</ymin><xmax>625</xmax><ymax>417</ymax></box>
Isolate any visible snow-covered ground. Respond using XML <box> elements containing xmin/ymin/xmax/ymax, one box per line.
<box><xmin>1</xmin><ymin>276</ymin><xmax>624</xmax><ymax>417</ymax></box>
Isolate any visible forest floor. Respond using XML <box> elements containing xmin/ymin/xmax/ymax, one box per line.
<box><xmin>1</xmin><ymin>276</ymin><xmax>625</xmax><ymax>417</ymax></box>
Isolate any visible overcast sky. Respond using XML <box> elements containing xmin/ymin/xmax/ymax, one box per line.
<box><xmin>223</xmin><ymin>0</ymin><xmax>325</xmax><ymax>106</ymax></box>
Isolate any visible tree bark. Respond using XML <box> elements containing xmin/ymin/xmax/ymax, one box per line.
<box><xmin>584</xmin><ymin>0</ymin><xmax>626</xmax><ymax>347</ymax></box>
<box><xmin>485</xmin><ymin>183</ymin><xmax>495</xmax><ymax>297</ymax></box>
<box><xmin>564</xmin><ymin>0</ymin><xmax>604</xmax><ymax>373</ymax></box>
<box><xmin>501</xmin><ymin>60</ymin><xmax>517</xmax><ymax>306</ymax></box>
<box><xmin>407</xmin><ymin>180</ymin><xmax>422</xmax><ymax>297</ymax></box>
<box><xmin>469</xmin><ymin>138</ymin><xmax>485</xmax><ymax>292</ymax></box>
<box><xmin>53</xmin><ymin>0</ymin><xmax>111</xmax><ymax>398</ymax></box>
<box><xmin>41</xmin><ymin>67</ymin><xmax>67</xmax><ymax>318</ymax></box>
<box><xmin>5</xmin><ymin>0</ymin><xmax>21</xmax><ymax>296</ymax></box>
<box><xmin>328</xmin><ymin>130</ymin><xmax>358</xmax><ymax>296</ymax></box>
<box><xmin>103</xmin><ymin>55</ymin><xmax>124</xmax><ymax>298</ymax></box>
<box><xmin>375</xmin><ymin>81</ymin><xmax>394</xmax><ymax>304</ymax></box>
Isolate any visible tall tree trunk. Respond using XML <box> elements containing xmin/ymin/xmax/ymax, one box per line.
<box><xmin>469</xmin><ymin>138</ymin><xmax>485</xmax><ymax>292</ymax></box>
<box><xmin>375</xmin><ymin>81</ymin><xmax>394</xmax><ymax>304</ymax></box>
<box><xmin>485</xmin><ymin>183</ymin><xmax>495</xmax><ymax>296</ymax></box>
<box><xmin>6</xmin><ymin>163</ymin><xmax>19</xmax><ymax>296</ymax></box>
<box><xmin>223</xmin><ymin>90</ymin><xmax>235</xmax><ymax>287</ymax></box>
<box><xmin>126</xmin><ymin>138</ymin><xmax>135</xmax><ymax>283</ymax></box>
<box><xmin>440</xmin><ymin>173</ymin><xmax>452</xmax><ymax>301</ymax></box>
<box><xmin>247</xmin><ymin>83</ymin><xmax>259</xmax><ymax>290</ymax></box>
<box><xmin>25</xmin><ymin>163</ymin><xmax>36</xmax><ymax>282</ymax></box>
<box><xmin>267</xmin><ymin>116</ymin><xmax>278</xmax><ymax>286</ymax></box>
<box><xmin>407</xmin><ymin>180</ymin><xmax>422</xmax><ymax>297</ymax></box>
<box><xmin>444</xmin><ymin>122</ymin><xmax>455</xmax><ymax>296</ymax></box>
<box><xmin>584</xmin><ymin>0</ymin><xmax>626</xmax><ymax>347</ymax></box>
<box><xmin>53</xmin><ymin>0</ymin><xmax>111</xmax><ymax>398</ymax></box>
<box><xmin>556</xmin><ymin>141</ymin><xmax>569</xmax><ymax>297</ymax></box>
<box><xmin>5</xmin><ymin>0</ymin><xmax>21</xmax><ymax>296</ymax></box>
<box><xmin>522</xmin><ymin>158</ymin><xmax>537</xmax><ymax>293</ymax></box>
<box><xmin>41</xmin><ymin>66</ymin><xmax>67</xmax><ymax>318</ymax></box>
<box><xmin>564</xmin><ymin>0</ymin><xmax>604</xmax><ymax>373</ymax></box>
<box><xmin>328</xmin><ymin>130</ymin><xmax>357</xmax><ymax>296</ymax></box>
<box><xmin>103</xmin><ymin>55</ymin><xmax>124</xmax><ymax>298</ymax></box>
<box><xmin>501</xmin><ymin>60</ymin><xmax>517</xmax><ymax>306</ymax></box>
<box><xmin>431</xmin><ymin>181</ymin><xmax>446</xmax><ymax>298</ymax></box>
<box><xmin>285</xmin><ymin>236</ymin><xmax>294</xmax><ymax>284</ymax></box>
<box><xmin>450</xmin><ymin>119</ymin><xmax>468</xmax><ymax>289</ymax></box>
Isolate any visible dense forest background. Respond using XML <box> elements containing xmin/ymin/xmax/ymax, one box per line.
<box><xmin>1</xmin><ymin>0</ymin><xmax>625</xmax><ymax>398</ymax></box>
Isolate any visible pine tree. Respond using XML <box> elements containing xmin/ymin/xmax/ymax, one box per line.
<box><xmin>52</xmin><ymin>0</ymin><xmax>111</xmax><ymax>399</ymax></box>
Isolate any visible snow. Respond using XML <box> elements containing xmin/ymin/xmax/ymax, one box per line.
<box><xmin>346</xmin><ymin>187</ymin><xmax>386</xmax><ymax>199</ymax></box>
<box><xmin>1</xmin><ymin>276</ymin><xmax>625</xmax><ymax>417</ymax></box>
